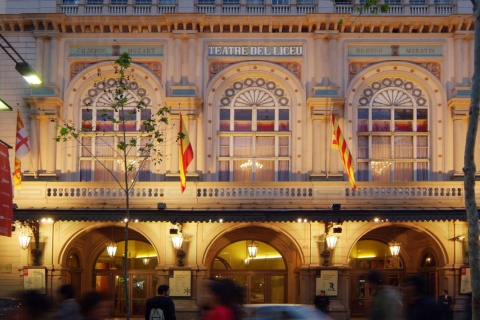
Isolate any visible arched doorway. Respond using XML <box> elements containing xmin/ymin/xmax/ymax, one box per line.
<box><xmin>204</xmin><ymin>225</ymin><xmax>302</xmax><ymax>304</ymax></box>
<box><xmin>211</xmin><ymin>240</ymin><xmax>287</xmax><ymax>304</ymax></box>
<box><xmin>92</xmin><ymin>227</ymin><xmax>158</xmax><ymax>318</ymax></box>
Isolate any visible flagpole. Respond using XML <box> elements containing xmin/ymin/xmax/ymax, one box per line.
<box><xmin>0</xmin><ymin>140</ymin><xmax>13</xmax><ymax>149</ymax></box>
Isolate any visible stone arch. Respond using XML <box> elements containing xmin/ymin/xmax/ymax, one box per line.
<box><xmin>345</xmin><ymin>222</ymin><xmax>449</xmax><ymax>269</ymax></box>
<box><xmin>60</xmin><ymin>61</ymin><xmax>166</xmax><ymax>176</ymax></box>
<box><xmin>344</xmin><ymin>61</ymin><xmax>447</xmax><ymax>179</ymax></box>
<box><xmin>57</xmin><ymin>222</ymin><xmax>164</xmax><ymax>272</ymax></box>
<box><xmin>203</xmin><ymin>224</ymin><xmax>303</xmax><ymax>269</ymax></box>
<box><xmin>204</xmin><ymin>61</ymin><xmax>306</xmax><ymax>178</ymax></box>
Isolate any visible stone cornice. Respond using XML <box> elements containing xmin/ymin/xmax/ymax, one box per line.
<box><xmin>0</xmin><ymin>13</ymin><xmax>474</xmax><ymax>35</ymax></box>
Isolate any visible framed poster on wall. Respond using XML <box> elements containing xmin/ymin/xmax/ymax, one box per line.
<box><xmin>23</xmin><ymin>267</ymin><xmax>47</xmax><ymax>294</ymax></box>
<box><xmin>316</xmin><ymin>270</ymin><xmax>338</xmax><ymax>296</ymax></box>
<box><xmin>460</xmin><ymin>267</ymin><xmax>471</xmax><ymax>294</ymax></box>
<box><xmin>169</xmin><ymin>270</ymin><xmax>191</xmax><ymax>297</ymax></box>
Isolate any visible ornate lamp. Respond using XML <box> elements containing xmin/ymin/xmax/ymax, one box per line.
<box><xmin>326</xmin><ymin>234</ymin><xmax>339</xmax><ymax>251</ymax></box>
<box><xmin>106</xmin><ymin>241</ymin><xmax>117</xmax><ymax>258</ymax></box>
<box><xmin>389</xmin><ymin>240</ymin><xmax>401</xmax><ymax>257</ymax></box>
<box><xmin>247</xmin><ymin>241</ymin><xmax>258</xmax><ymax>258</ymax></box>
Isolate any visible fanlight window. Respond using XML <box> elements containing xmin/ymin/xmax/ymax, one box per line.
<box><xmin>218</xmin><ymin>78</ymin><xmax>291</xmax><ymax>182</ymax></box>
<box><xmin>79</xmin><ymin>77</ymin><xmax>153</xmax><ymax>182</ymax></box>
<box><xmin>356</xmin><ymin>78</ymin><xmax>429</xmax><ymax>182</ymax></box>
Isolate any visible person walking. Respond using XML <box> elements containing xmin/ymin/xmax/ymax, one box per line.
<box><xmin>438</xmin><ymin>290</ymin><xmax>453</xmax><ymax>320</ymax></box>
<box><xmin>145</xmin><ymin>285</ymin><xmax>176</xmax><ymax>320</ymax></box>
<box><xmin>51</xmin><ymin>284</ymin><xmax>82</xmax><ymax>320</ymax></box>
<box><xmin>314</xmin><ymin>290</ymin><xmax>330</xmax><ymax>314</ymax></box>
<box><xmin>404</xmin><ymin>275</ymin><xmax>439</xmax><ymax>320</ymax></box>
<box><xmin>366</xmin><ymin>270</ymin><xmax>403</xmax><ymax>320</ymax></box>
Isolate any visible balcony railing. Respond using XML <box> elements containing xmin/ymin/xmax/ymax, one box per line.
<box><xmin>158</xmin><ymin>5</ymin><xmax>176</xmax><ymax>13</ymax></box>
<box><xmin>58</xmin><ymin>3</ymin><xmax>455</xmax><ymax>15</ymax></box>
<box><xmin>85</xmin><ymin>5</ymin><xmax>103</xmax><ymax>14</ymax></box>
<box><xmin>196</xmin><ymin>4</ymin><xmax>216</xmax><ymax>14</ymax></box>
<box><xmin>13</xmin><ymin>181</ymin><xmax>466</xmax><ymax>210</ymax></box>
<box><xmin>109</xmin><ymin>5</ymin><xmax>128</xmax><ymax>14</ymax></box>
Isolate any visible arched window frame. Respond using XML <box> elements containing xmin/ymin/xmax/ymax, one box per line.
<box><xmin>356</xmin><ymin>77</ymin><xmax>430</xmax><ymax>182</ymax></box>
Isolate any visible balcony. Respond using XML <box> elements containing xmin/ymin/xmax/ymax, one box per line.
<box><xmin>58</xmin><ymin>3</ymin><xmax>456</xmax><ymax>15</ymax></box>
<box><xmin>13</xmin><ymin>181</ymin><xmax>466</xmax><ymax>211</ymax></box>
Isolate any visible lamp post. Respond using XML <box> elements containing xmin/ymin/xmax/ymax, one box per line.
<box><xmin>0</xmin><ymin>33</ymin><xmax>42</xmax><ymax>85</ymax></box>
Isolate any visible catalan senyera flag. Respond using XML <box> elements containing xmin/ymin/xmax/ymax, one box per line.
<box><xmin>14</xmin><ymin>110</ymin><xmax>30</xmax><ymax>189</ymax></box>
<box><xmin>331</xmin><ymin>114</ymin><xmax>357</xmax><ymax>189</ymax></box>
<box><xmin>179</xmin><ymin>113</ymin><xmax>194</xmax><ymax>193</ymax></box>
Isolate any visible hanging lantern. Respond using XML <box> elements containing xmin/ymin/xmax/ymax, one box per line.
<box><xmin>142</xmin><ymin>258</ymin><xmax>150</xmax><ymax>266</ymax></box>
<box><xmin>325</xmin><ymin>234</ymin><xmax>338</xmax><ymax>250</ymax></box>
<box><xmin>389</xmin><ymin>240</ymin><xmax>401</xmax><ymax>257</ymax></box>
<box><xmin>247</xmin><ymin>241</ymin><xmax>258</xmax><ymax>258</ymax></box>
<box><xmin>106</xmin><ymin>241</ymin><xmax>117</xmax><ymax>258</ymax></box>
<box><xmin>172</xmin><ymin>234</ymin><xmax>184</xmax><ymax>250</ymax></box>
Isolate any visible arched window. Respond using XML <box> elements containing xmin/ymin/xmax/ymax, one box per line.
<box><xmin>79</xmin><ymin>76</ymin><xmax>153</xmax><ymax>182</ymax></box>
<box><xmin>356</xmin><ymin>77</ymin><xmax>429</xmax><ymax>182</ymax></box>
<box><xmin>218</xmin><ymin>78</ymin><xmax>291</xmax><ymax>182</ymax></box>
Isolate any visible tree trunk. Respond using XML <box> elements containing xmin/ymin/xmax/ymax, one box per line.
<box><xmin>464</xmin><ymin>2</ymin><xmax>480</xmax><ymax>319</ymax></box>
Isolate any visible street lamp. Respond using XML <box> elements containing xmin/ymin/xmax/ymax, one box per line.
<box><xmin>0</xmin><ymin>98</ymin><xmax>13</xmax><ymax>111</ymax></box>
<box><xmin>0</xmin><ymin>33</ymin><xmax>42</xmax><ymax>85</ymax></box>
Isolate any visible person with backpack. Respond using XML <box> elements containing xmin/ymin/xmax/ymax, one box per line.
<box><xmin>145</xmin><ymin>285</ymin><xmax>176</xmax><ymax>320</ymax></box>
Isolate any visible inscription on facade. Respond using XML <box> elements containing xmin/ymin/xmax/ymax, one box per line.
<box><xmin>348</xmin><ymin>45</ymin><xmax>442</xmax><ymax>57</ymax></box>
<box><xmin>69</xmin><ymin>45</ymin><xmax>164</xmax><ymax>57</ymax></box>
<box><xmin>208</xmin><ymin>45</ymin><xmax>303</xmax><ymax>57</ymax></box>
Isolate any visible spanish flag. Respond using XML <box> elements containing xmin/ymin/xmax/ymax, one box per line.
<box><xmin>179</xmin><ymin>113</ymin><xmax>194</xmax><ymax>192</ymax></box>
<box><xmin>14</xmin><ymin>110</ymin><xmax>30</xmax><ymax>189</ymax></box>
<box><xmin>332</xmin><ymin>114</ymin><xmax>357</xmax><ymax>189</ymax></box>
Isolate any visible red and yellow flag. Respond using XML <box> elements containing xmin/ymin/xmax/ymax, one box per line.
<box><xmin>14</xmin><ymin>110</ymin><xmax>30</xmax><ymax>189</ymax></box>
<box><xmin>332</xmin><ymin>114</ymin><xmax>357</xmax><ymax>189</ymax></box>
<box><xmin>179</xmin><ymin>113</ymin><xmax>194</xmax><ymax>193</ymax></box>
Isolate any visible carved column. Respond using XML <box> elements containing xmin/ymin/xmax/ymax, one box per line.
<box><xmin>173</xmin><ymin>36</ymin><xmax>182</xmax><ymax>83</ymax></box>
<box><xmin>25</xmin><ymin>97</ymin><xmax>62</xmax><ymax>178</ymax></box>
<box><xmin>329</xmin><ymin>32</ymin><xmax>339</xmax><ymax>86</ymax></box>
<box><xmin>313</xmin><ymin>33</ymin><xmax>328</xmax><ymax>85</ymax></box>
<box><xmin>307</xmin><ymin>94</ymin><xmax>345</xmax><ymax>180</ymax></box>
<box><xmin>165</xmin><ymin>96</ymin><xmax>203</xmax><ymax>181</ymax></box>
<box><xmin>453</xmin><ymin>33</ymin><xmax>464</xmax><ymax>86</ymax></box>
<box><xmin>448</xmin><ymin>100</ymin><xmax>469</xmax><ymax>179</ymax></box>
<box><xmin>187</xmin><ymin>35</ymin><xmax>197</xmax><ymax>84</ymax></box>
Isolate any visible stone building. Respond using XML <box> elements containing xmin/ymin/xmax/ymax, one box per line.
<box><xmin>0</xmin><ymin>0</ymin><xmax>475</xmax><ymax>319</ymax></box>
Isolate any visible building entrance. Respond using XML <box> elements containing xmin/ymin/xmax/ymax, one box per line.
<box><xmin>210</xmin><ymin>240</ymin><xmax>287</xmax><ymax>304</ymax></box>
<box><xmin>94</xmin><ymin>239</ymin><xmax>158</xmax><ymax>318</ymax></box>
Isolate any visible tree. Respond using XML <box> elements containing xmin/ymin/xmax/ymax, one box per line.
<box><xmin>464</xmin><ymin>1</ymin><xmax>480</xmax><ymax>319</ymax></box>
<box><xmin>56</xmin><ymin>52</ymin><xmax>175</xmax><ymax>320</ymax></box>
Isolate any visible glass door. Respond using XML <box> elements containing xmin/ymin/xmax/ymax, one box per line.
<box><xmin>94</xmin><ymin>272</ymin><xmax>155</xmax><ymax>318</ymax></box>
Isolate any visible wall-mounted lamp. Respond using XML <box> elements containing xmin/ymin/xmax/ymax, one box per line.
<box><xmin>247</xmin><ymin>241</ymin><xmax>258</xmax><ymax>259</ymax></box>
<box><xmin>0</xmin><ymin>33</ymin><xmax>42</xmax><ymax>85</ymax></box>
<box><xmin>17</xmin><ymin>220</ymin><xmax>41</xmax><ymax>266</ymax></box>
<box><xmin>170</xmin><ymin>223</ymin><xmax>185</xmax><ymax>266</ymax></box>
<box><xmin>0</xmin><ymin>98</ymin><xmax>12</xmax><ymax>111</ymax></box>
<box><xmin>325</xmin><ymin>234</ymin><xmax>339</xmax><ymax>251</ymax></box>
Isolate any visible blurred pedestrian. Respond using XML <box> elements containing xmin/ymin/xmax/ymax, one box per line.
<box><xmin>17</xmin><ymin>290</ymin><xmax>52</xmax><ymax>320</ymax></box>
<box><xmin>404</xmin><ymin>275</ymin><xmax>439</xmax><ymax>320</ymax></box>
<box><xmin>78</xmin><ymin>290</ymin><xmax>110</xmax><ymax>320</ymax></box>
<box><xmin>366</xmin><ymin>270</ymin><xmax>403</xmax><ymax>320</ymax></box>
<box><xmin>199</xmin><ymin>278</ymin><xmax>242</xmax><ymax>320</ymax></box>
<box><xmin>314</xmin><ymin>290</ymin><xmax>330</xmax><ymax>313</ymax></box>
<box><xmin>52</xmin><ymin>284</ymin><xmax>82</xmax><ymax>320</ymax></box>
<box><xmin>437</xmin><ymin>289</ymin><xmax>453</xmax><ymax>320</ymax></box>
<box><xmin>145</xmin><ymin>284</ymin><xmax>176</xmax><ymax>320</ymax></box>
